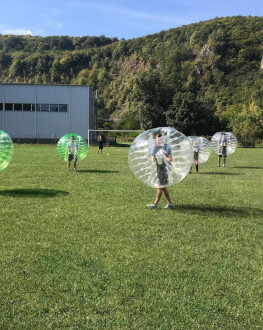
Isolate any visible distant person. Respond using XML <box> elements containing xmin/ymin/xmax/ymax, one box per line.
<box><xmin>67</xmin><ymin>135</ymin><xmax>78</xmax><ymax>171</ymax></box>
<box><xmin>217</xmin><ymin>133</ymin><xmax>227</xmax><ymax>167</ymax></box>
<box><xmin>189</xmin><ymin>141</ymin><xmax>200</xmax><ymax>174</ymax></box>
<box><xmin>97</xmin><ymin>135</ymin><xmax>104</xmax><ymax>154</ymax></box>
<box><xmin>147</xmin><ymin>133</ymin><xmax>174</xmax><ymax>209</ymax></box>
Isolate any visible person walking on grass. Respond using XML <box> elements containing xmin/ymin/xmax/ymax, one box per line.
<box><xmin>67</xmin><ymin>135</ymin><xmax>78</xmax><ymax>171</ymax></box>
<box><xmin>217</xmin><ymin>133</ymin><xmax>228</xmax><ymax>167</ymax></box>
<box><xmin>189</xmin><ymin>140</ymin><xmax>200</xmax><ymax>174</ymax></box>
<box><xmin>97</xmin><ymin>135</ymin><xmax>104</xmax><ymax>154</ymax></box>
<box><xmin>147</xmin><ymin>133</ymin><xmax>174</xmax><ymax>209</ymax></box>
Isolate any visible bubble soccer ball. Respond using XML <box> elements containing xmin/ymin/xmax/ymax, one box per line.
<box><xmin>188</xmin><ymin>136</ymin><xmax>211</xmax><ymax>164</ymax></box>
<box><xmin>57</xmin><ymin>133</ymin><xmax>88</xmax><ymax>162</ymax></box>
<box><xmin>128</xmin><ymin>127</ymin><xmax>193</xmax><ymax>188</ymax></box>
<box><xmin>0</xmin><ymin>130</ymin><xmax>14</xmax><ymax>171</ymax></box>
<box><xmin>210</xmin><ymin>132</ymin><xmax>238</xmax><ymax>156</ymax></box>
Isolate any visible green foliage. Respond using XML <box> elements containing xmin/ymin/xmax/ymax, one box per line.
<box><xmin>165</xmin><ymin>92</ymin><xmax>217</xmax><ymax>135</ymax></box>
<box><xmin>223</xmin><ymin>101</ymin><xmax>263</xmax><ymax>146</ymax></box>
<box><xmin>117</xmin><ymin>115</ymin><xmax>140</xmax><ymax>130</ymax></box>
<box><xmin>133</xmin><ymin>71</ymin><xmax>173</xmax><ymax>129</ymax></box>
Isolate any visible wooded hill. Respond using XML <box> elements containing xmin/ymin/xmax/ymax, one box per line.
<box><xmin>0</xmin><ymin>16</ymin><xmax>262</xmax><ymax>141</ymax></box>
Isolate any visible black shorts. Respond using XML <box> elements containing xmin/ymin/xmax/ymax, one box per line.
<box><xmin>68</xmin><ymin>154</ymin><xmax>77</xmax><ymax>162</ymax></box>
<box><xmin>219</xmin><ymin>146</ymin><xmax>227</xmax><ymax>157</ymax></box>
<box><xmin>157</xmin><ymin>163</ymin><xmax>169</xmax><ymax>186</ymax></box>
<box><xmin>99</xmin><ymin>142</ymin><xmax>103</xmax><ymax>149</ymax></box>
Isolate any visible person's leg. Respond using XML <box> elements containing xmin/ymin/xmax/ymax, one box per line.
<box><xmin>163</xmin><ymin>188</ymin><xmax>172</xmax><ymax>204</ymax></box>
<box><xmin>67</xmin><ymin>162</ymin><xmax>70</xmax><ymax>170</ymax></box>
<box><xmin>154</xmin><ymin>188</ymin><xmax>163</xmax><ymax>205</ymax></box>
<box><xmin>73</xmin><ymin>161</ymin><xmax>77</xmax><ymax>171</ymax></box>
<box><xmin>147</xmin><ymin>188</ymin><xmax>163</xmax><ymax>208</ymax></box>
<box><xmin>223</xmin><ymin>156</ymin><xmax>226</xmax><ymax>167</ymax></box>
<box><xmin>217</xmin><ymin>156</ymin><xmax>221</xmax><ymax>166</ymax></box>
<box><xmin>189</xmin><ymin>165</ymin><xmax>192</xmax><ymax>174</ymax></box>
<box><xmin>196</xmin><ymin>163</ymin><xmax>199</xmax><ymax>173</ymax></box>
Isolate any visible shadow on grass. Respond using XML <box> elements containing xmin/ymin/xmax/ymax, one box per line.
<box><xmin>77</xmin><ymin>169</ymin><xmax>119</xmax><ymax>173</ymax></box>
<box><xmin>201</xmin><ymin>172</ymin><xmax>242</xmax><ymax>175</ymax></box>
<box><xmin>171</xmin><ymin>204</ymin><xmax>263</xmax><ymax>218</ymax></box>
<box><xmin>0</xmin><ymin>188</ymin><xmax>70</xmax><ymax>198</ymax></box>
<box><xmin>233</xmin><ymin>166</ymin><xmax>263</xmax><ymax>170</ymax></box>
<box><xmin>109</xmin><ymin>143</ymin><xmax>131</xmax><ymax>148</ymax></box>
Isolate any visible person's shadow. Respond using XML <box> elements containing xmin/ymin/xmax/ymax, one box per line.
<box><xmin>0</xmin><ymin>188</ymin><xmax>69</xmax><ymax>198</ymax></box>
<box><xmin>77</xmin><ymin>169</ymin><xmax>119</xmax><ymax>173</ymax></box>
<box><xmin>233</xmin><ymin>166</ymin><xmax>263</xmax><ymax>170</ymax></box>
<box><xmin>166</xmin><ymin>204</ymin><xmax>263</xmax><ymax>218</ymax></box>
<box><xmin>201</xmin><ymin>172</ymin><xmax>242</xmax><ymax>175</ymax></box>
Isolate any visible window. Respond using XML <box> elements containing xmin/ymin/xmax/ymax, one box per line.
<box><xmin>23</xmin><ymin>104</ymin><xmax>32</xmax><ymax>111</ymax></box>
<box><xmin>40</xmin><ymin>104</ymin><xmax>49</xmax><ymax>111</ymax></box>
<box><xmin>1</xmin><ymin>103</ymin><xmax>68</xmax><ymax>113</ymax></box>
<box><xmin>14</xmin><ymin>103</ymin><xmax>22</xmax><ymax>111</ymax></box>
<box><xmin>50</xmin><ymin>104</ymin><xmax>59</xmax><ymax>112</ymax></box>
<box><xmin>5</xmin><ymin>103</ymin><xmax>13</xmax><ymax>111</ymax></box>
<box><xmin>59</xmin><ymin>104</ymin><xmax>67</xmax><ymax>112</ymax></box>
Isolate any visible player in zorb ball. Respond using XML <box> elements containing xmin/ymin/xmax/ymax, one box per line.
<box><xmin>128</xmin><ymin>127</ymin><xmax>193</xmax><ymax>209</ymax></box>
<box><xmin>0</xmin><ymin>130</ymin><xmax>14</xmax><ymax>171</ymax></box>
<box><xmin>188</xmin><ymin>136</ymin><xmax>211</xmax><ymax>174</ymax></box>
<box><xmin>57</xmin><ymin>133</ymin><xmax>88</xmax><ymax>171</ymax></box>
<box><xmin>66</xmin><ymin>135</ymin><xmax>78</xmax><ymax>171</ymax></box>
<box><xmin>211</xmin><ymin>132</ymin><xmax>238</xmax><ymax>168</ymax></box>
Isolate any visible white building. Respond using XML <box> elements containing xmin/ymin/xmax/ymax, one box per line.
<box><xmin>0</xmin><ymin>84</ymin><xmax>95</xmax><ymax>141</ymax></box>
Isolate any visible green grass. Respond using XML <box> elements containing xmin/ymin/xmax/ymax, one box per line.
<box><xmin>0</xmin><ymin>145</ymin><xmax>263</xmax><ymax>329</ymax></box>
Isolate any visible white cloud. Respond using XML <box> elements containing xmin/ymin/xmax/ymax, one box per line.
<box><xmin>4</xmin><ymin>29</ymin><xmax>33</xmax><ymax>35</ymax></box>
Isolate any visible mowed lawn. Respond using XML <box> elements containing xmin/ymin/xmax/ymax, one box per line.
<box><xmin>0</xmin><ymin>144</ymin><xmax>263</xmax><ymax>329</ymax></box>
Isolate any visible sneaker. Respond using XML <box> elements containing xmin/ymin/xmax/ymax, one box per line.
<box><xmin>147</xmin><ymin>203</ymin><xmax>157</xmax><ymax>209</ymax></box>
<box><xmin>223</xmin><ymin>164</ymin><xmax>225</xmax><ymax>168</ymax></box>
<box><xmin>74</xmin><ymin>169</ymin><xmax>77</xmax><ymax>172</ymax></box>
<box><xmin>217</xmin><ymin>164</ymin><xmax>220</xmax><ymax>167</ymax></box>
<box><xmin>163</xmin><ymin>203</ymin><xmax>174</xmax><ymax>209</ymax></box>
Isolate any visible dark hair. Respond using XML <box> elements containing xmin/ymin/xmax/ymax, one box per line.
<box><xmin>156</xmin><ymin>133</ymin><xmax>162</xmax><ymax>138</ymax></box>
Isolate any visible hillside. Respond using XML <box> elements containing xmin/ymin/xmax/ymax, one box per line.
<box><xmin>0</xmin><ymin>16</ymin><xmax>262</xmax><ymax>136</ymax></box>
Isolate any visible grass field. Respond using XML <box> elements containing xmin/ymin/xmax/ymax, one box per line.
<box><xmin>0</xmin><ymin>144</ymin><xmax>263</xmax><ymax>329</ymax></box>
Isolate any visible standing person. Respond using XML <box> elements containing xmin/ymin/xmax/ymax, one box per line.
<box><xmin>189</xmin><ymin>141</ymin><xmax>200</xmax><ymax>174</ymax></box>
<box><xmin>67</xmin><ymin>135</ymin><xmax>78</xmax><ymax>171</ymax></box>
<box><xmin>97</xmin><ymin>135</ymin><xmax>104</xmax><ymax>154</ymax></box>
<box><xmin>217</xmin><ymin>133</ymin><xmax>227</xmax><ymax>167</ymax></box>
<box><xmin>147</xmin><ymin>133</ymin><xmax>174</xmax><ymax>209</ymax></box>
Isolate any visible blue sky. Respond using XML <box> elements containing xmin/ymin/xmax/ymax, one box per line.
<box><xmin>0</xmin><ymin>0</ymin><xmax>262</xmax><ymax>39</ymax></box>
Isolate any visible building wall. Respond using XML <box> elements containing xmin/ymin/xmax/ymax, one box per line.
<box><xmin>0</xmin><ymin>84</ymin><xmax>95</xmax><ymax>140</ymax></box>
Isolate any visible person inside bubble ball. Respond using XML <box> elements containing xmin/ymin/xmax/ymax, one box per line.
<box><xmin>217</xmin><ymin>133</ymin><xmax>227</xmax><ymax>167</ymax></box>
<box><xmin>189</xmin><ymin>141</ymin><xmax>200</xmax><ymax>174</ymax></box>
<box><xmin>67</xmin><ymin>135</ymin><xmax>78</xmax><ymax>171</ymax></box>
<box><xmin>147</xmin><ymin>133</ymin><xmax>174</xmax><ymax>209</ymax></box>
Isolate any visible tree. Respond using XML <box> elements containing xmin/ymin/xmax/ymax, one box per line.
<box><xmin>223</xmin><ymin>101</ymin><xmax>263</xmax><ymax>146</ymax></box>
<box><xmin>165</xmin><ymin>92</ymin><xmax>216</xmax><ymax>135</ymax></box>
<box><xmin>133</xmin><ymin>71</ymin><xmax>172</xmax><ymax>129</ymax></box>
